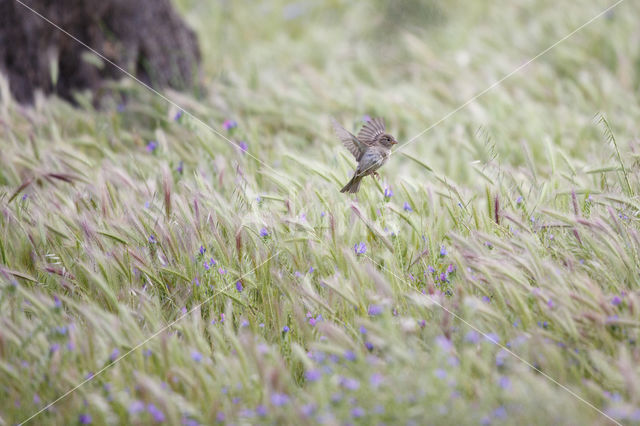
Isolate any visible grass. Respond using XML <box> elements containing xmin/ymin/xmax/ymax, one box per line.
<box><xmin>1</xmin><ymin>0</ymin><xmax>640</xmax><ymax>424</ymax></box>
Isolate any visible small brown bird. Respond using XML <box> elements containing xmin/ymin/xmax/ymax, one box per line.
<box><xmin>332</xmin><ymin>117</ymin><xmax>398</xmax><ymax>193</ymax></box>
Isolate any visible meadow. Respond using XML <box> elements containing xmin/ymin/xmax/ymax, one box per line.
<box><xmin>1</xmin><ymin>0</ymin><xmax>640</xmax><ymax>424</ymax></box>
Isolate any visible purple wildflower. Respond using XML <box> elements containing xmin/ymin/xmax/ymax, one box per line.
<box><xmin>351</xmin><ymin>407</ymin><xmax>365</xmax><ymax>418</ymax></box>
<box><xmin>340</xmin><ymin>377</ymin><xmax>360</xmax><ymax>391</ymax></box>
<box><xmin>365</xmin><ymin>342</ymin><xmax>374</xmax><ymax>351</ymax></box>
<box><xmin>354</xmin><ymin>242</ymin><xmax>366</xmax><ymax>255</ymax></box>
<box><xmin>256</xmin><ymin>405</ymin><xmax>268</xmax><ymax>417</ymax></box>
<box><xmin>419</xmin><ymin>319</ymin><xmax>426</xmax><ymax>328</ymax></box>
<box><xmin>465</xmin><ymin>331</ymin><xmax>480</xmax><ymax>344</ymax></box>
<box><xmin>384</xmin><ymin>186</ymin><xmax>393</xmax><ymax>198</ymax></box>
<box><xmin>446</xmin><ymin>264</ymin><xmax>455</xmax><ymax>274</ymax></box>
<box><xmin>177</xmin><ymin>161</ymin><xmax>184</xmax><ymax>174</ymax></box>
<box><xmin>53</xmin><ymin>295</ymin><xmax>62</xmax><ymax>308</ymax></box>
<box><xmin>223</xmin><ymin>119</ymin><xmax>238</xmax><ymax>131</ymax></box>
<box><xmin>301</xmin><ymin>404</ymin><xmax>316</xmax><ymax>417</ymax></box>
<box><xmin>79</xmin><ymin>413</ymin><xmax>92</xmax><ymax>424</ymax></box>
<box><xmin>493</xmin><ymin>406</ymin><xmax>507</xmax><ymax>419</ymax></box>
<box><xmin>440</xmin><ymin>245</ymin><xmax>447</xmax><ymax>256</ymax></box>
<box><xmin>305</xmin><ymin>369</ymin><xmax>322</xmax><ymax>382</ymax></box>
<box><xmin>434</xmin><ymin>369</ymin><xmax>447</xmax><ymax>379</ymax></box>
<box><xmin>191</xmin><ymin>351</ymin><xmax>203</xmax><ymax>362</ymax></box>
<box><xmin>498</xmin><ymin>376</ymin><xmax>511</xmax><ymax>390</ymax></box>
<box><xmin>218</xmin><ymin>268</ymin><xmax>226</xmax><ymax>275</ymax></box>
<box><xmin>148</xmin><ymin>235</ymin><xmax>157</xmax><ymax>244</ymax></box>
<box><xmin>199</xmin><ymin>246</ymin><xmax>206</xmax><ymax>255</ymax></box>
<box><xmin>482</xmin><ymin>296</ymin><xmax>491</xmax><ymax>303</ymax></box>
<box><xmin>344</xmin><ymin>350</ymin><xmax>356</xmax><ymax>361</ymax></box>
<box><xmin>147</xmin><ymin>404</ymin><xmax>165</xmax><ymax>422</ymax></box>
<box><xmin>435</xmin><ymin>335</ymin><xmax>453</xmax><ymax>352</ymax></box>
<box><xmin>547</xmin><ymin>299</ymin><xmax>555</xmax><ymax>308</ymax></box>
<box><xmin>174</xmin><ymin>110</ymin><xmax>183</xmax><ymax>121</ymax></box>
<box><xmin>611</xmin><ymin>296</ymin><xmax>622</xmax><ymax>306</ymax></box>
<box><xmin>129</xmin><ymin>400</ymin><xmax>145</xmax><ymax>414</ymax></box>
<box><xmin>403</xmin><ymin>201</ymin><xmax>413</xmax><ymax>212</ymax></box>
<box><xmin>236</xmin><ymin>281</ymin><xmax>243</xmax><ymax>292</ymax></box>
<box><xmin>259</xmin><ymin>227</ymin><xmax>269</xmax><ymax>237</ymax></box>
<box><xmin>203</xmin><ymin>261</ymin><xmax>210</xmax><ymax>271</ymax></box>
<box><xmin>427</xmin><ymin>265</ymin><xmax>435</xmax><ymax>274</ymax></box>
<box><xmin>370</xmin><ymin>373</ymin><xmax>384</xmax><ymax>388</ymax></box>
<box><xmin>282</xmin><ymin>325</ymin><xmax>290</xmax><ymax>333</ymax></box>
<box><xmin>516</xmin><ymin>196</ymin><xmax>523</xmax><ymax>205</ymax></box>
<box><xmin>110</xmin><ymin>349</ymin><xmax>119</xmax><ymax>361</ymax></box>
<box><xmin>144</xmin><ymin>349</ymin><xmax>152</xmax><ymax>357</ymax></box>
<box><xmin>216</xmin><ymin>412</ymin><xmax>225</xmax><ymax>422</ymax></box>
<box><xmin>146</xmin><ymin>141</ymin><xmax>158</xmax><ymax>153</ymax></box>
<box><xmin>485</xmin><ymin>333</ymin><xmax>501</xmax><ymax>344</ymax></box>
<box><xmin>239</xmin><ymin>141</ymin><xmax>248</xmax><ymax>153</ymax></box>
<box><xmin>50</xmin><ymin>343</ymin><xmax>60</xmax><ymax>353</ymax></box>
<box><xmin>368</xmin><ymin>304</ymin><xmax>383</xmax><ymax>316</ymax></box>
<box><xmin>359</xmin><ymin>326</ymin><xmax>367</xmax><ymax>334</ymax></box>
<box><xmin>308</xmin><ymin>317</ymin><xmax>317</xmax><ymax>326</ymax></box>
<box><xmin>271</xmin><ymin>393</ymin><xmax>290</xmax><ymax>406</ymax></box>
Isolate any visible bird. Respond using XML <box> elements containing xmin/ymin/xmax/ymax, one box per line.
<box><xmin>332</xmin><ymin>117</ymin><xmax>398</xmax><ymax>193</ymax></box>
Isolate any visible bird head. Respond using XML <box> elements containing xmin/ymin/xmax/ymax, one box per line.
<box><xmin>378</xmin><ymin>134</ymin><xmax>398</xmax><ymax>148</ymax></box>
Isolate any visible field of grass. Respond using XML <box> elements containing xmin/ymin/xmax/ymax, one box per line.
<box><xmin>2</xmin><ymin>0</ymin><xmax>640</xmax><ymax>424</ymax></box>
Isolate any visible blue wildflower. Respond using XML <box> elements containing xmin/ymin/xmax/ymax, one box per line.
<box><xmin>199</xmin><ymin>246</ymin><xmax>206</xmax><ymax>255</ymax></box>
<box><xmin>148</xmin><ymin>235</ymin><xmax>157</xmax><ymax>244</ymax></box>
<box><xmin>440</xmin><ymin>245</ymin><xmax>447</xmax><ymax>256</ymax></box>
<box><xmin>239</xmin><ymin>141</ymin><xmax>248</xmax><ymax>153</ymax></box>
<box><xmin>79</xmin><ymin>413</ymin><xmax>92</xmax><ymax>424</ymax></box>
<box><xmin>223</xmin><ymin>119</ymin><xmax>238</xmax><ymax>131</ymax></box>
<box><xmin>305</xmin><ymin>369</ymin><xmax>322</xmax><ymax>382</ymax></box>
<box><xmin>129</xmin><ymin>400</ymin><xmax>145</xmax><ymax>414</ymax></box>
<box><xmin>147</xmin><ymin>404</ymin><xmax>165</xmax><ymax>422</ymax></box>
<box><xmin>354</xmin><ymin>242</ymin><xmax>367</xmax><ymax>255</ymax></box>
<box><xmin>191</xmin><ymin>351</ymin><xmax>203</xmax><ymax>362</ymax></box>
<box><xmin>177</xmin><ymin>161</ymin><xmax>184</xmax><ymax>174</ymax></box>
<box><xmin>146</xmin><ymin>141</ymin><xmax>158</xmax><ymax>153</ymax></box>
<box><xmin>384</xmin><ymin>186</ymin><xmax>393</xmax><ymax>198</ymax></box>
<box><xmin>271</xmin><ymin>393</ymin><xmax>290</xmax><ymax>406</ymax></box>
<box><xmin>236</xmin><ymin>281</ymin><xmax>243</xmax><ymax>292</ymax></box>
<box><xmin>351</xmin><ymin>407</ymin><xmax>365</xmax><ymax>418</ymax></box>
<box><xmin>259</xmin><ymin>227</ymin><xmax>269</xmax><ymax>237</ymax></box>
<box><xmin>612</xmin><ymin>296</ymin><xmax>622</xmax><ymax>306</ymax></box>
<box><xmin>403</xmin><ymin>201</ymin><xmax>413</xmax><ymax>212</ymax></box>
<box><xmin>282</xmin><ymin>325</ymin><xmax>290</xmax><ymax>333</ymax></box>
<box><xmin>368</xmin><ymin>304</ymin><xmax>383</xmax><ymax>316</ymax></box>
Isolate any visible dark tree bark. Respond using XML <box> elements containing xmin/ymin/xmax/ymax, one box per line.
<box><xmin>0</xmin><ymin>0</ymin><xmax>201</xmax><ymax>103</ymax></box>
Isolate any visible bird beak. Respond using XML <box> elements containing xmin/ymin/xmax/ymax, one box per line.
<box><xmin>392</xmin><ymin>139</ymin><xmax>398</xmax><ymax>145</ymax></box>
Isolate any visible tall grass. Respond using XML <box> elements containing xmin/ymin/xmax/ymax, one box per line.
<box><xmin>1</xmin><ymin>0</ymin><xmax>640</xmax><ymax>424</ymax></box>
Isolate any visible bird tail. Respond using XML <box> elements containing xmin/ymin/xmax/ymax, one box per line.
<box><xmin>340</xmin><ymin>174</ymin><xmax>363</xmax><ymax>193</ymax></box>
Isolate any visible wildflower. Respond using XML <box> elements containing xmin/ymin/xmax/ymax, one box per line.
<box><xmin>612</xmin><ymin>296</ymin><xmax>622</xmax><ymax>306</ymax></box>
<box><xmin>146</xmin><ymin>141</ymin><xmax>158</xmax><ymax>153</ymax></box>
<box><xmin>238</xmin><ymin>141</ymin><xmax>248</xmax><ymax>153</ymax></box>
<box><xmin>223</xmin><ymin>119</ymin><xmax>237</xmax><ymax>131</ymax></box>
<box><xmin>177</xmin><ymin>161</ymin><xmax>184</xmax><ymax>174</ymax></box>
<box><xmin>435</xmin><ymin>335</ymin><xmax>453</xmax><ymax>352</ymax></box>
<box><xmin>359</xmin><ymin>325</ymin><xmax>367</xmax><ymax>334</ymax></box>
<box><xmin>174</xmin><ymin>110</ymin><xmax>184</xmax><ymax>121</ymax></box>
<box><xmin>53</xmin><ymin>295</ymin><xmax>62</xmax><ymax>308</ymax></box>
<box><xmin>547</xmin><ymin>299</ymin><xmax>555</xmax><ymax>309</ymax></box>
<box><xmin>191</xmin><ymin>351</ymin><xmax>203</xmax><ymax>362</ymax></box>
<box><xmin>271</xmin><ymin>393</ymin><xmax>290</xmax><ymax>406</ymax></box>
<box><xmin>199</xmin><ymin>246</ymin><xmax>206</xmax><ymax>255</ymax></box>
<box><xmin>50</xmin><ymin>343</ymin><xmax>60</xmax><ymax>354</ymax></box>
<box><xmin>194</xmin><ymin>277</ymin><xmax>200</xmax><ymax>287</ymax></box>
<box><xmin>301</xmin><ymin>404</ymin><xmax>316</xmax><ymax>417</ymax></box>
<box><xmin>354</xmin><ymin>242</ymin><xmax>367</xmax><ymax>255</ymax></box>
<box><xmin>144</xmin><ymin>349</ymin><xmax>152</xmax><ymax>357</ymax></box>
<box><xmin>148</xmin><ymin>235</ymin><xmax>157</xmax><ymax>244</ymax></box>
<box><xmin>516</xmin><ymin>196</ymin><xmax>523</xmax><ymax>205</ymax></box>
<box><xmin>403</xmin><ymin>201</ymin><xmax>413</xmax><ymax>212</ymax></box>
<box><xmin>419</xmin><ymin>319</ymin><xmax>426</xmax><ymax>328</ymax></box>
<box><xmin>282</xmin><ymin>325</ymin><xmax>290</xmax><ymax>333</ymax></box>
<box><xmin>79</xmin><ymin>413</ymin><xmax>92</xmax><ymax>424</ymax></box>
<box><xmin>344</xmin><ymin>350</ymin><xmax>356</xmax><ymax>361</ymax></box>
<box><xmin>110</xmin><ymin>349</ymin><xmax>119</xmax><ymax>362</ymax></box>
<box><xmin>446</xmin><ymin>264</ymin><xmax>456</xmax><ymax>274</ymax></box>
<box><xmin>305</xmin><ymin>369</ymin><xmax>322</xmax><ymax>382</ymax></box>
<box><xmin>498</xmin><ymin>376</ymin><xmax>511</xmax><ymax>390</ymax></box>
<box><xmin>427</xmin><ymin>265</ymin><xmax>435</xmax><ymax>274</ymax></box>
<box><xmin>493</xmin><ymin>406</ymin><xmax>507</xmax><ymax>419</ymax></box>
<box><xmin>485</xmin><ymin>333</ymin><xmax>500</xmax><ymax>344</ymax></box>
<box><xmin>482</xmin><ymin>296</ymin><xmax>491</xmax><ymax>303</ymax></box>
<box><xmin>218</xmin><ymin>268</ymin><xmax>226</xmax><ymax>275</ymax></box>
<box><xmin>370</xmin><ymin>373</ymin><xmax>384</xmax><ymax>388</ymax></box>
<box><xmin>365</xmin><ymin>342</ymin><xmax>374</xmax><ymax>351</ymax></box>
<box><xmin>236</xmin><ymin>281</ymin><xmax>243</xmax><ymax>292</ymax></box>
<box><xmin>384</xmin><ymin>186</ymin><xmax>393</xmax><ymax>198</ymax></box>
<box><xmin>216</xmin><ymin>412</ymin><xmax>225</xmax><ymax>422</ymax></box>
<box><xmin>256</xmin><ymin>405</ymin><xmax>268</xmax><ymax>417</ymax></box>
<box><xmin>434</xmin><ymin>369</ymin><xmax>447</xmax><ymax>379</ymax></box>
<box><xmin>340</xmin><ymin>377</ymin><xmax>360</xmax><ymax>391</ymax></box>
<box><xmin>21</xmin><ymin>194</ymin><xmax>28</xmax><ymax>201</ymax></box>
<box><xmin>129</xmin><ymin>400</ymin><xmax>145</xmax><ymax>414</ymax></box>
<box><xmin>259</xmin><ymin>227</ymin><xmax>269</xmax><ymax>237</ymax></box>
<box><xmin>367</xmin><ymin>305</ymin><xmax>383</xmax><ymax>316</ymax></box>
<box><xmin>308</xmin><ymin>317</ymin><xmax>317</xmax><ymax>326</ymax></box>
<box><xmin>148</xmin><ymin>404</ymin><xmax>165</xmax><ymax>422</ymax></box>
<box><xmin>440</xmin><ymin>245</ymin><xmax>448</xmax><ymax>256</ymax></box>
<box><xmin>209</xmin><ymin>258</ymin><xmax>217</xmax><ymax>266</ymax></box>
<box><xmin>351</xmin><ymin>407</ymin><xmax>365</xmax><ymax>418</ymax></box>
<box><xmin>241</xmin><ymin>319</ymin><xmax>249</xmax><ymax>327</ymax></box>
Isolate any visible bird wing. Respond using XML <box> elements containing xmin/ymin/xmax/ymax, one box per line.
<box><xmin>357</xmin><ymin>117</ymin><xmax>386</xmax><ymax>145</ymax></box>
<box><xmin>356</xmin><ymin>148</ymin><xmax>384</xmax><ymax>176</ymax></box>
<box><xmin>332</xmin><ymin>117</ymin><xmax>366</xmax><ymax>160</ymax></box>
